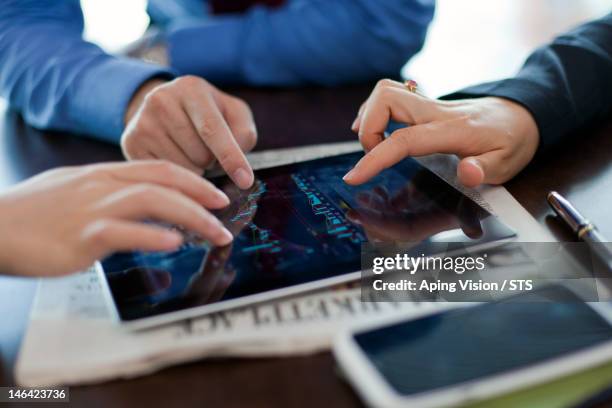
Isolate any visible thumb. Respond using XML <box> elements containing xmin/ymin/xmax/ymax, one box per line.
<box><xmin>457</xmin><ymin>150</ymin><xmax>507</xmax><ymax>187</ymax></box>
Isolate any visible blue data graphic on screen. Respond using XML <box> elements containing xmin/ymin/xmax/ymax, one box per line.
<box><xmin>213</xmin><ymin>157</ymin><xmax>369</xmax><ymax>300</ymax></box>
<box><xmin>101</xmin><ymin>152</ymin><xmax>515</xmax><ymax>321</ymax></box>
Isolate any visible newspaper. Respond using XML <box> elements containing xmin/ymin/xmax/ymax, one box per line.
<box><xmin>15</xmin><ymin>142</ymin><xmax>553</xmax><ymax>386</ymax></box>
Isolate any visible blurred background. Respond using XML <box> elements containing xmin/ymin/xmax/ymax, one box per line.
<box><xmin>0</xmin><ymin>0</ymin><xmax>608</xmax><ymax>115</ymax></box>
<box><xmin>79</xmin><ymin>0</ymin><xmax>611</xmax><ymax>97</ymax></box>
<box><xmin>404</xmin><ymin>0</ymin><xmax>611</xmax><ymax>96</ymax></box>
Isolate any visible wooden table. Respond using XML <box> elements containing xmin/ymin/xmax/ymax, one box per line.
<box><xmin>0</xmin><ymin>82</ymin><xmax>611</xmax><ymax>407</ymax></box>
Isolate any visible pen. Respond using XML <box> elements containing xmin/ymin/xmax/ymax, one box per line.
<box><xmin>547</xmin><ymin>191</ymin><xmax>612</xmax><ymax>273</ymax></box>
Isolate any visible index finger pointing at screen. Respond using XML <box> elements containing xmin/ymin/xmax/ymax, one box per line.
<box><xmin>183</xmin><ymin>79</ymin><xmax>254</xmax><ymax>190</ymax></box>
<box><xmin>344</xmin><ymin>123</ymin><xmax>465</xmax><ymax>185</ymax></box>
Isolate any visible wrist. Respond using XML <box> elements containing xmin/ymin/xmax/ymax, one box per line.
<box><xmin>141</xmin><ymin>43</ymin><xmax>169</xmax><ymax>66</ymax></box>
<box><xmin>124</xmin><ymin>78</ymin><xmax>167</xmax><ymax>125</ymax></box>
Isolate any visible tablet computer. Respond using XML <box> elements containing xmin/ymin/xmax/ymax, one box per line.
<box><xmin>97</xmin><ymin>152</ymin><xmax>516</xmax><ymax>329</ymax></box>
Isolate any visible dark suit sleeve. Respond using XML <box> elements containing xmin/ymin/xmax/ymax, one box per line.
<box><xmin>442</xmin><ymin>13</ymin><xmax>612</xmax><ymax>151</ymax></box>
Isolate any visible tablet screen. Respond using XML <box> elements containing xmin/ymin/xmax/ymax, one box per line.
<box><xmin>100</xmin><ymin>152</ymin><xmax>516</xmax><ymax>322</ymax></box>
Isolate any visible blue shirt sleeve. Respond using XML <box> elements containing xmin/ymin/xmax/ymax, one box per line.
<box><xmin>0</xmin><ymin>0</ymin><xmax>174</xmax><ymax>143</ymax></box>
<box><xmin>167</xmin><ymin>0</ymin><xmax>435</xmax><ymax>86</ymax></box>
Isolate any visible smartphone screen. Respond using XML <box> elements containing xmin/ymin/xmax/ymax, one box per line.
<box><xmin>353</xmin><ymin>286</ymin><xmax>612</xmax><ymax>396</ymax></box>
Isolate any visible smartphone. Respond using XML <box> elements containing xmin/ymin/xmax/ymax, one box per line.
<box><xmin>333</xmin><ymin>285</ymin><xmax>612</xmax><ymax>408</ymax></box>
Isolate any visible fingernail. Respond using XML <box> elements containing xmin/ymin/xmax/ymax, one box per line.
<box><xmin>215</xmin><ymin>189</ymin><xmax>230</xmax><ymax>206</ymax></box>
<box><xmin>233</xmin><ymin>168</ymin><xmax>253</xmax><ymax>189</ymax></box>
<box><xmin>218</xmin><ymin>227</ymin><xmax>233</xmax><ymax>245</ymax></box>
<box><xmin>466</xmin><ymin>157</ymin><xmax>484</xmax><ymax>174</ymax></box>
<box><xmin>343</xmin><ymin>169</ymin><xmax>356</xmax><ymax>183</ymax></box>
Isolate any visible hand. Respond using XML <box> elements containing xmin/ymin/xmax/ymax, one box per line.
<box><xmin>0</xmin><ymin>161</ymin><xmax>234</xmax><ymax>277</ymax></box>
<box><xmin>343</xmin><ymin>79</ymin><xmax>540</xmax><ymax>188</ymax></box>
<box><xmin>122</xmin><ymin>76</ymin><xmax>257</xmax><ymax>189</ymax></box>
